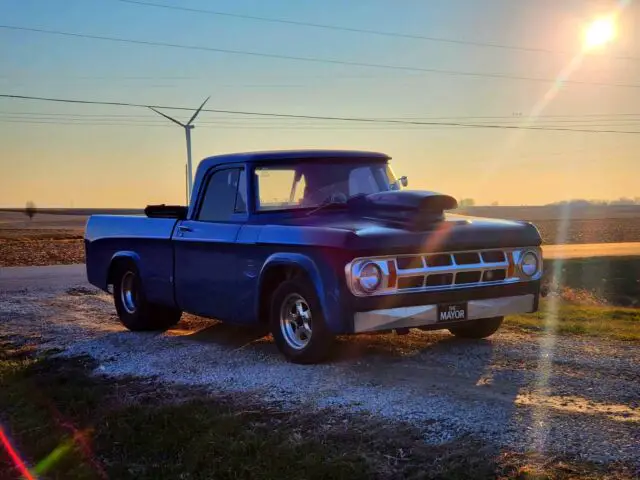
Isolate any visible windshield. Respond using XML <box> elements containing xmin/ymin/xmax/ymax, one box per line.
<box><xmin>255</xmin><ymin>161</ymin><xmax>398</xmax><ymax>211</ymax></box>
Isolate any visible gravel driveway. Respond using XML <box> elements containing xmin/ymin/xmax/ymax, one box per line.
<box><xmin>1</xmin><ymin>277</ymin><xmax>638</xmax><ymax>469</ymax></box>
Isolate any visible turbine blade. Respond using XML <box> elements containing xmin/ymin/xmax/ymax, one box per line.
<box><xmin>187</xmin><ymin>96</ymin><xmax>210</xmax><ymax>125</ymax></box>
<box><xmin>148</xmin><ymin>106</ymin><xmax>185</xmax><ymax>127</ymax></box>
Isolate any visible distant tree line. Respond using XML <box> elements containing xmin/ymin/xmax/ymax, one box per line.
<box><xmin>458</xmin><ymin>198</ymin><xmax>476</xmax><ymax>207</ymax></box>
<box><xmin>547</xmin><ymin>197</ymin><xmax>640</xmax><ymax>207</ymax></box>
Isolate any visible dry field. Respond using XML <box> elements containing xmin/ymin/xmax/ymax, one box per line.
<box><xmin>0</xmin><ymin>211</ymin><xmax>85</xmax><ymax>267</ymax></box>
<box><xmin>529</xmin><ymin>218</ymin><xmax>640</xmax><ymax>244</ymax></box>
<box><xmin>463</xmin><ymin>204</ymin><xmax>640</xmax><ymax>245</ymax></box>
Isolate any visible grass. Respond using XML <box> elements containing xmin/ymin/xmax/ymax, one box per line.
<box><xmin>1</xmin><ymin>341</ymin><xmax>634</xmax><ymax>479</ymax></box>
<box><xmin>543</xmin><ymin>257</ymin><xmax>640</xmax><ymax>307</ymax></box>
<box><xmin>506</xmin><ymin>300</ymin><xmax>640</xmax><ymax>342</ymax></box>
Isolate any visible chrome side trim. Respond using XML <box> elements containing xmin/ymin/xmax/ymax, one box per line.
<box><xmin>353</xmin><ymin>294</ymin><xmax>535</xmax><ymax>333</ymax></box>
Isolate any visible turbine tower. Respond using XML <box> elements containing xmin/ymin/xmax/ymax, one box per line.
<box><xmin>149</xmin><ymin>96</ymin><xmax>210</xmax><ymax>204</ymax></box>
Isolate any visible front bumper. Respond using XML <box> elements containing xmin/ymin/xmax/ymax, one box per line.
<box><xmin>353</xmin><ymin>293</ymin><xmax>535</xmax><ymax>333</ymax></box>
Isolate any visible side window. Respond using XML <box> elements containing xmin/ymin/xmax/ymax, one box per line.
<box><xmin>255</xmin><ymin>168</ymin><xmax>297</xmax><ymax>210</ymax></box>
<box><xmin>198</xmin><ymin>168</ymin><xmax>241</xmax><ymax>222</ymax></box>
<box><xmin>292</xmin><ymin>174</ymin><xmax>306</xmax><ymax>204</ymax></box>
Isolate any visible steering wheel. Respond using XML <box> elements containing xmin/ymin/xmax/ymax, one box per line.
<box><xmin>329</xmin><ymin>192</ymin><xmax>348</xmax><ymax>204</ymax></box>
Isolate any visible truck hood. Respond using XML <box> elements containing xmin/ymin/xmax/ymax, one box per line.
<box><xmin>257</xmin><ymin>211</ymin><xmax>541</xmax><ymax>255</ymax></box>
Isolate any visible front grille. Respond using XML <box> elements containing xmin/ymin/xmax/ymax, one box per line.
<box><xmin>398</xmin><ymin>276</ymin><xmax>425</xmax><ymax>289</ymax></box>
<box><xmin>426</xmin><ymin>254</ymin><xmax>452</xmax><ymax>267</ymax></box>
<box><xmin>388</xmin><ymin>249</ymin><xmax>511</xmax><ymax>292</ymax></box>
<box><xmin>347</xmin><ymin>247</ymin><xmax>541</xmax><ymax>297</ymax></box>
<box><xmin>483</xmin><ymin>269</ymin><xmax>506</xmax><ymax>282</ymax></box>
<box><xmin>481</xmin><ymin>251</ymin><xmax>506</xmax><ymax>263</ymax></box>
<box><xmin>396</xmin><ymin>256</ymin><xmax>424</xmax><ymax>270</ymax></box>
<box><xmin>425</xmin><ymin>273</ymin><xmax>454</xmax><ymax>287</ymax></box>
<box><xmin>454</xmin><ymin>252</ymin><xmax>480</xmax><ymax>265</ymax></box>
<box><xmin>455</xmin><ymin>271</ymin><xmax>482</xmax><ymax>284</ymax></box>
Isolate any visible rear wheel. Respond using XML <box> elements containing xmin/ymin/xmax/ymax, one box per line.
<box><xmin>270</xmin><ymin>278</ymin><xmax>333</xmax><ymax>364</ymax></box>
<box><xmin>448</xmin><ymin>317</ymin><xmax>503</xmax><ymax>339</ymax></box>
<box><xmin>113</xmin><ymin>262</ymin><xmax>181</xmax><ymax>331</ymax></box>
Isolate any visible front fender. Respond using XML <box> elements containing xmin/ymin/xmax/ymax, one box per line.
<box><xmin>258</xmin><ymin>252</ymin><xmax>345</xmax><ymax>333</ymax></box>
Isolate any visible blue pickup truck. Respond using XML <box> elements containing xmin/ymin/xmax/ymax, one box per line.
<box><xmin>85</xmin><ymin>150</ymin><xmax>542</xmax><ymax>363</ymax></box>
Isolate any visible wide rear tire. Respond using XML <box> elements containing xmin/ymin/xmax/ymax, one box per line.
<box><xmin>113</xmin><ymin>262</ymin><xmax>181</xmax><ymax>331</ymax></box>
<box><xmin>448</xmin><ymin>317</ymin><xmax>503</xmax><ymax>339</ymax></box>
<box><xmin>270</xmin><ymin>278</ymin><xmax>333</xmax><ymax>364</ymax></box>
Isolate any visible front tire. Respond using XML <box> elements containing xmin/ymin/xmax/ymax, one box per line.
<box><xmin>113</xmin><ymin>262</ymin><xmax>181</xmax><ymax>331</ymax></box>
<box><xmin>270</xmin><ymin>278</ymin><xmax>333</xmax><ymax>364</ymax></box>
<box><xmin>448</xmin><ymin>317</ymin><xmax>503</xmax><ymax>339</ymax></box>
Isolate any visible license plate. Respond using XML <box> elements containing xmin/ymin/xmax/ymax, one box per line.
<box><xmin>437</xmin><ymin>302</ymin><xmax>468</xmax><ymax>322</ymax></box>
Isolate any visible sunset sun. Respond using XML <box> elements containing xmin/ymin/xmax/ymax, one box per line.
<box><xmin>584</xmin><ymin>17</ymin><xmax>617</xmax><ymax>49</ymax></box>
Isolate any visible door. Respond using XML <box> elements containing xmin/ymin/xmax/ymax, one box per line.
<box><xmin>173</xmin><ymin>167</ymin><xmax>248</xmax><ymax>320</ymax></box>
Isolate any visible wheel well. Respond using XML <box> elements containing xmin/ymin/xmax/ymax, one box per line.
<box><xmin>258</xmin><ymin>264</ymin><xmax>306</xmax><ymax>324</ymax></box>
<box><xmin>107</xmin><ymin>257</ymin><xmax>134</xmax><ymax>287</ymax></box>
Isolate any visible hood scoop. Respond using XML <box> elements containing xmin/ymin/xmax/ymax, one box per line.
<box><xmin>349</xmin><ymin>190</ymin><xmax>458</xmax><ymax>230</ymax></box>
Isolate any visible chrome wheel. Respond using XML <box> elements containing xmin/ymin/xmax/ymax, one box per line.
<box><xmin>120</xmin><ymin>271</ymin><xmax>138</xmax><ymax>314</ymax></box>
<box><xmin>279</xmin><ymin>293</ymin><xmax>312</xmax><ymax>350</ymax></box>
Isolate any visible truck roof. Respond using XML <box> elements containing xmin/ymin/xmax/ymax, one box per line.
<box><xmin>198</xmin><ymin>149</ymin><xmax>390</xmax><ymax>171</ymax></box>
<box><xmin>190</xmin><ymin>150</ymin><xmax>391</xmax><ymax>214</ymax></box>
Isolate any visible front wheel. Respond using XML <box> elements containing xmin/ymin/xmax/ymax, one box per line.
<box><xmin>113</xmin><ymin>262</ymin><xmax>182</xmax><ymax>331</ymax></box>
<box><xmin>270</xmin><ymin>279</ymin><xmax>333</xmax><ymax>364</ymax></box>
<box><xmin>448</xmin><ymin>317</ymin><xmax>503</xmax><ymax>339</ymax></box>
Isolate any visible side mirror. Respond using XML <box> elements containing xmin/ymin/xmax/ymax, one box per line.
<box><xmin>399</xmin><ymin>176</ymin><xmax>408</xmax><ymax>187</ymax></box>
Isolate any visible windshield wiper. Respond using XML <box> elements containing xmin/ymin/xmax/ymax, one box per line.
<box><xmin>305</xmin><ymin>193</ymin><xmax>371</xmax><ymax>216</ymax></box>
<box><xmin>305</xmin><ymin>199</ymin><xmax>348</xmax><ymax>216</ymax></box>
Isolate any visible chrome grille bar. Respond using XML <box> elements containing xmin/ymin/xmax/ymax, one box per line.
<box><xmin>345</xmin><ymin>247</ymin><xmax>542</xmax><ymax>297</ymax></box>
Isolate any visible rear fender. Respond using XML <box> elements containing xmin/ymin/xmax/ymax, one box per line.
<box><xmin>107</xmin><ymin>251</ymin><xmax>142</xmax><ymax>288</ymax></box>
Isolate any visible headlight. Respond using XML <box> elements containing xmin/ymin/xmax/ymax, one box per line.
<box><xmin>358</xmin><ymin>262</ymin><xmax>382</xmax><ymax>292</ymax></box>
<box><xmin>520</xmin><ymin>251</ymin><xmax>539</xmax><ymax>277</ymax></box>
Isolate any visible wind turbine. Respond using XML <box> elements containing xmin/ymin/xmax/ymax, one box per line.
<box><xmin>149</xmin><ymin>96</ymin><xmax>210</xmax><ymax>204</ymax></box>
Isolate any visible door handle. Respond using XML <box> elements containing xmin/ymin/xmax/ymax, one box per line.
<box><xmin>177</xmin><ymin>225</ymin><xmax>193</xmax><ymax>233</ymax></box>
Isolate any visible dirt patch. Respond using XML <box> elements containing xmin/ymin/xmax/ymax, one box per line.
<box><xmin>0</xmin><ymin>238</ymin><xmax>84</xmax><ymax>267</ymax></box>
<box><xmin>66</xmin><ymin>286</ymin><xmax>100</xmax><ymax>296</ymax></box>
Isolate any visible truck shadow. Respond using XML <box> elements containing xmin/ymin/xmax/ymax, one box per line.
<box><xmin>175</xmin><ymin>319</ymin><xmax>269</xmax><ymax>349</ymax></box>
<box><xmin>175</xmin><ymin>319</ymin><xmax>523</xmax><ymax>399</ymax></box>
<box><xmin>173</xmin><ymin>319</ymin><xmax>532</xmax><ymax>408</ymax></box>
<box><xmin>176</xmin><ymin>316</ymin><xmax>491</xmax><ymax>362</ymax></box>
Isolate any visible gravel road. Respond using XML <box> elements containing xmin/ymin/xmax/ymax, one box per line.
<box><xmin>0</xmin><ymin>266</ymin><xmax>638</xmax><ymax>469</ymax></box>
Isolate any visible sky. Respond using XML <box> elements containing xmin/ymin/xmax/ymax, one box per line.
<box><xmin>1</xmin><ymin>0</ymin><xmax>639</xmax><ymax>207</ymax></box>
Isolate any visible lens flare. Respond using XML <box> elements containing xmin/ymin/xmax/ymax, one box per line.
<box><xmin>0</xmin><ymin>425</ymin><xmax>35</xmax><ymax>480</ymax></box>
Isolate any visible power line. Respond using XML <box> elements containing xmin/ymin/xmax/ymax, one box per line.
<box><xmin>2</xmin><ymin>93</ymin><xmax>640</xmax><ymax>134</ymax></box>
<box><xmin>3</xmin><ymin>117</ymin><xmax>640</xmax><ymax>130</ymax></box>
<box><xmin>6</xmin><ymin>111</ymin><xmax>640</xmax><ymax>126</ymax></box>
<box><xmin>111</xmin><ymin>0</ymin><xmax>640</xmax><ymax>62</ymax></box>
<box><xmin>5</xmin><ymin>110</ymin><xmax>640</xmax><ymax>122</ymax></box>
<box><xmin>1</xmin><ymin>24</ymin><xmax>639</xmax><ymax>89</ymax></box>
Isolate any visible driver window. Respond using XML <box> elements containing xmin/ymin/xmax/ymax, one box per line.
<box><xmin>198</xmin><ymin>168</ymin><xmax>241</xmax><ymax>222</ymax></box>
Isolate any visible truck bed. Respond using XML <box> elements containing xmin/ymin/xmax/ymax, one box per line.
<box><xmin>85</xmin><ymin>215</ymin><xmax>179</xmax><ymax>304</ymax></box>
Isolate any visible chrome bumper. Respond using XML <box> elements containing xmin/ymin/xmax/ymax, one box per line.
<box><xmin>353</xmin><ymin>294</ymin><xmax>535</xmax><ymax>333</ymax></box>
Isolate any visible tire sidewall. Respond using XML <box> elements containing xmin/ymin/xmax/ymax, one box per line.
<box><xmin>270</xmin><ymin>278</ymin><xmax>331</xmax><ymax>364</ymax></box>
<box><xmin>113</xmin><ymin>262</ymin><xmax>149</xmax><ymax>331</ymax></box>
